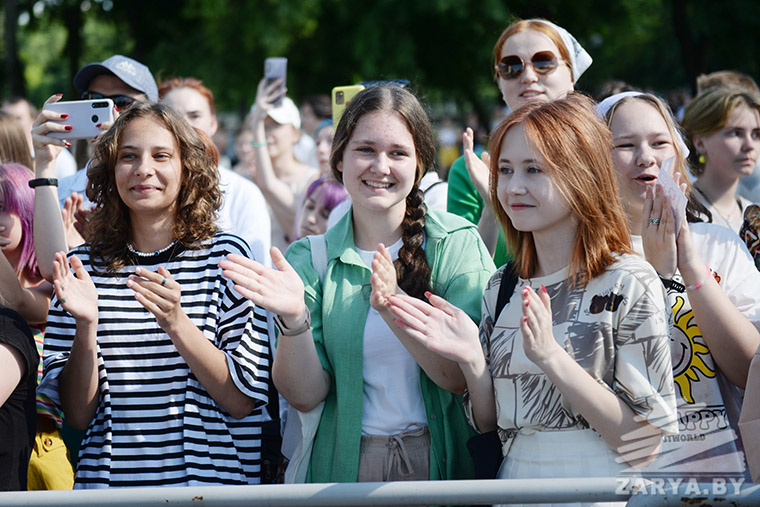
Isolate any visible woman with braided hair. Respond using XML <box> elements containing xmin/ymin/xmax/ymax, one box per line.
<box><xmin>221</xmin><ymin>84</ymin><xmax>495</xmax><ymax>483</ymax></box>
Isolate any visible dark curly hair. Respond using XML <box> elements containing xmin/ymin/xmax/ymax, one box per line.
<box><xmin>86</xmin><ymin>102</ymin><xmax>221</xmax><ymax>272</ymax></box>
<box><xmin>330</xmin><ymin>84</ymin><xmax>435</xmax><ymax>300</ymax></box>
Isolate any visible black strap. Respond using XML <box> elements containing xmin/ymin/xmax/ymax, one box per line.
<box><xmin>494</xmin><ymin>261</ymin><xmax>518</xmax><ymax>320</ymax></box>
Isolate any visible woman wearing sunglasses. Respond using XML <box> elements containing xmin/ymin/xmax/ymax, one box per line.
<box><xmin>447</xmin><ymin>18</ymin><xmax>592</xmax><ymax>266</ymax></box>
<box><xmin>389</xmin><ymin>95</ymin><xmax>677</xmax><ymax>493</ymax></box>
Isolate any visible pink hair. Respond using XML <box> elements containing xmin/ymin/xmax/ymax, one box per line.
<box><xmin>0</xmin><ymin>163</ymin><xmax>39</xmax><ymax>277</ymax></box>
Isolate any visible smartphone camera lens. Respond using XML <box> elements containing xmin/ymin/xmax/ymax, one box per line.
<box><xmin>92</xmin><ymin>101</ymin><xmax>109</xmax><ymax>109</ymax></box>
<box><xmin>91</xmin><ymin>115</ymin><xmax>99</xmax><ymax>123</ymax></box>
<box><xmin>336</xmin><ymin>92</ymin><xmax>344</xmax><ymax>105</ymax></box>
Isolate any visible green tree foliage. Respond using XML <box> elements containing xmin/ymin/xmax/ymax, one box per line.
<box><xmin>1</xmin><ymin>0</ymin><xmax>759</xmax><ymax>118</ymax></box>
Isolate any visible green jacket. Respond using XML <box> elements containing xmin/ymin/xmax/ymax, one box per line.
<box><xmin>285</xmin><ymin>208</ymin><xmax>496</xmax><ymax>483</ymax></box>
<box><xmin>446</xmin><ymin>153</ymin><xmax>511</xmax><ymax>267</ymax></box>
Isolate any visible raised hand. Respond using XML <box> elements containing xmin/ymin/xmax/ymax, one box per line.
<box><xmin>52</xmin><ymin>252</ymin><xmax>98</xmax><ymax>324</ymax></box>
<box><xmin>32</xmin><ymin>94</ymin><xmax>71</xmax><ymax>169</ymax></box>
<box><xmin>220</xmin><ymin>246</ymin><xmax>305</xmax><ymax>321</ymax></box>
<box><xmin>370</xmin><ymin>243</ymin><xmax>397</xmax><ymax>311</ymax></box>
<box><xmin>463</xmin><ymin>127</ymin><xmax>492</xmax><ymax>202</ymax></box>
<box><xmin>641</xmin><ymin>185</ymin><xmax>677</xmax><ymax>278</ymax></box>
<box><xmin>386</xmin><ymin>292</ymin><xmax>481</xmax><ymax>366</ymax></box>
<box><xmin>61</xmin><ymin>192</ymin><xmax>86</xmax><ymax>248</ymax></box>
<box><xmin>252</xmin><ymin>78</ymin><xmax>286</xmax><ymax>117</ymax></box>
<box><xmin>520</xmin><ymin>286</ymin><xmax>565</xmax><ymax>368</ymax></box>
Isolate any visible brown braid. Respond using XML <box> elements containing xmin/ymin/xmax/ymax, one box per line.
<box><xmin>396</xmin><ymin>185</ymin><xmax>431</xmax><ymax>300</ymax></box>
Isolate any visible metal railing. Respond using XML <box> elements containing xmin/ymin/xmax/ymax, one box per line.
<box><xmin>1</xmin><ymin>478</ymin><xmax>758</xmax><ymax>506</ymax></box>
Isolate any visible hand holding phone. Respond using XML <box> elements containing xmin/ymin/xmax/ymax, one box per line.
<box><xmin>46</xmin><ymin>99</ymin><xmax>115</xmax><ymax>140</ymax></box>
<box><xmin>264</xmin><ymin>57</ymin><xmax>287</xmax><ymax>106</ymax></box>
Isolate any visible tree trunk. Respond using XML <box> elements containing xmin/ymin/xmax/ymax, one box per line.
<box><xmin>62</xmin><ymin>2</ymin><xmax>83</xmax><ymax>99</ymax></box>
<box><xmin>5</xmin><ymin>0</ymin><xmax>27</xmax><ymax>96</ymax></box>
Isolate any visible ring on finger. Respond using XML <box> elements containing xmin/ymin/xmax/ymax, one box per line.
<box><xmin>648</xmin><ymin>217</ymin><xmax>661</xmax><ymax>226</ymax></box>
<box><xmin>161</xmin><ymin>276</ymin><xmax>167</xmax><ymax>287</ymax></box>
<box><xmin>59</xmin><ymin>297</ymin><xmax>67</xmax><ymax>305</ymax></box>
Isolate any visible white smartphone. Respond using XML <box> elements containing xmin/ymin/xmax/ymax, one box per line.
<box><xmin>264</xmin><ymin>57</ymin><xmax>287</xmax><ymax>106</ymax></box>
<box><xmin>47</xmin><ymin>99</ymin><xmax>114</xmax><ymax>140</ymax></box>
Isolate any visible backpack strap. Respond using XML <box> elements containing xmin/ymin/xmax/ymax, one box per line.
<box><xmin>307</xmin><ymin>234</ymin><xmax>328</xmax><ymax>284</ymax></box>
<box><xmin>494</xmin><ymin>261</ymin><xmax>518</xmax><ymax>320</ymax></box>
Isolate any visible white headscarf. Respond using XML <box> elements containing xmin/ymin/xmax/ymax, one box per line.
<box><xmin>531</xmin><ymin>19</ymin><xmax>593</xmax><ymax>82</ymax></box>
<box><xmin>595</xmin><ymin>92</ymin><xmax>691</xmax><ymax>158</ymax></box>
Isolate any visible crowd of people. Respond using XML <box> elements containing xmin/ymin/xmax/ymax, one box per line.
<box><xmin>1</xmin><ymin>14</ymin><xmax>760</xmax><ymax>507</ymax></box>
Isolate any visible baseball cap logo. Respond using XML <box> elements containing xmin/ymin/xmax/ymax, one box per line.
<box><xmin>114</xmin><ymin>60</ymin><xmax>137</xmax><ymax>77</ymax></box>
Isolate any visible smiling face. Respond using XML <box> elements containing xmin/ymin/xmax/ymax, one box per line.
<box><xmin>695</xmin><ymin>102</ymin><xmax>760</xmax><ymax>182</ymax></box>
<box><xmin>161</xmin><ymin>87</ymin><xmax>218</xmax><ymax>136</ymax></box>
<box><xmin>497</xmin><ymin>30</ymin><xmax>574</xmax><ymax>110</ymax></box>
<box><xmin>337</xmin><ymin>110</ymin><xmax>417</xmax><ymax>218</ymax></box>
<box><xmin>608</xmin><ymin>100</ymin><xmax>677</xmax><ymax>219</ymax></box>
<box><xmin>114</xmin><ymin>116</ymin><xmax>183</xmax><ymax>224</ymax></box>
<box><xmin>496</xmin><ymin>123</ymin><xmax>575</xmax><ymax>239</ymax></box>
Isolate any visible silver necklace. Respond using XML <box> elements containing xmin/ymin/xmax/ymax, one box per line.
<box><xmin>127</xmin><ymin>239</ymin><xmax>178</xmax><ymax>257</ymax></box>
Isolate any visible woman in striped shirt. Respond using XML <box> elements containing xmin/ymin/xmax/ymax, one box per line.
<box><xmin>35</xmin><ymin>101</ymin><xmax>271</xmax><ymax>488</ymax></box>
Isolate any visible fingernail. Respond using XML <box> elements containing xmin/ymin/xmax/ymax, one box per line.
<box><xmin>524</xmin><ymin>299</ymin><xmax>529</xmax><ymax>306</ymax></box>
<box><xmin>114</xmin><ymin>105</ymin><xmax>119</xmax><ymax>112</ymax></box>
<box><xmin>65</xmin><ymin>126</ymin><xmax>73</xmax><ymax>131</ymax></box>
<box><xmin>541</xmin><ymin>285</ymin><xmax>547</xmax><ymax>294</ymax></box>
<box><xmin>64</xmin><ymin>141</ymin><xmax>72</xmax><ymax>147</ymax></box>
<box><xmin>60</xmin><ymin>114</ymin><xmax>69</xmax><ymax>119</ymax></box>
<box><xmin>96</xmin><ymin>123</ymin><xmax>101</xmax><ymax>128</ymax></box>
<box><xmin>523</xmin><ymin>316</ymin><xmax>528</xmax><ymax>323</ymax></box>
<box><xmin>55</xmin><ymin>93</ymin><xmax>63</xmax><ymax>97</ymax></box>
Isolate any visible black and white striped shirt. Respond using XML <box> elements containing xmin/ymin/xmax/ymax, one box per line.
<box><xmin>40</xmin><ymin>233</ymin><xmax>270</xmax><ymax>488</ymax></box>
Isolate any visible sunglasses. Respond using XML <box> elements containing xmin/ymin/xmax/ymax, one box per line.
<box><xmin>80</xmin><ymin>91</ymin><xmax>137</xmax><ymax>111</ymax></box>
<box><xmin>497</xmin><ymin>51</ymin><xmax>561</xmax><ymax>81</ymax></box>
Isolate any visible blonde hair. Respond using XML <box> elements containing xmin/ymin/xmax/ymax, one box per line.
<box><xmin>604</xmin><ymin>93</ymin><xmax>709</xmax><ymax>224</ymax></box>
<box><xmin>488</xmin><ymin>93</ymin><xmax>631</xmax><ymax>285</ymax></box>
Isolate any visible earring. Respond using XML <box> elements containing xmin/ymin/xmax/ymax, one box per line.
<box><xmin>698</xmin><ymin>153</ymin><xmax>706</xmax><ymax>165</ymax></box>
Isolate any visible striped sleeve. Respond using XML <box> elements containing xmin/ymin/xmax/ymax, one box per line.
<box><xmin>214</xmin><ymin>234</ymin><xmax>271</xmax><ymax>405</ymax></box>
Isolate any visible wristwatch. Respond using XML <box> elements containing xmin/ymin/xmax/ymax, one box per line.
<box><xmin>274</xmin><ymin>306</ymin><xmax>311</xmax><ymax>336</ymax></box>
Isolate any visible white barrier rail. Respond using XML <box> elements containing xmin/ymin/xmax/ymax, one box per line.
<box><xmin>0</xmin><ymin>478</ymin><xmax>628</xmax><ymax>506</ymax></box>
<box><xmin>0</xmin><ymin>478</ymin><xmax>757</xmax><ymax>506</ymax></box>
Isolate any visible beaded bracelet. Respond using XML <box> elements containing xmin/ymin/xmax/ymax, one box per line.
<box><xmin>686</xmin><ymin>263</ymin><xmax>711</xmax><ymax>291</ymax></box>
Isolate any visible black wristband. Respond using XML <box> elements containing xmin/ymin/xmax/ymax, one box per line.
<box><xmin>28</xmin><ymin>178</ymin><xmax>58</xmax><ymax>188</ymax></box>
<box><xmin>659</xmin><ymin>275</ymin><xmax>685</xmax><ymax>293</ymax></box>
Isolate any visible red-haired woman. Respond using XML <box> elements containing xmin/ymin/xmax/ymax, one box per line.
<box><xmin>389</xmin><ymin>94</ymin><xmax>677</xmax><ymax>493</ymax></box>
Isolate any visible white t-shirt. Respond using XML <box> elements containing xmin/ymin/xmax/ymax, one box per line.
<box><xmin>217</xmin><ymin>166</ymin><xmax>271</xmax><ymax>267</ymax></box>
<box><xmin>355</xmin><ymin>238</ymin><xmax>427</xmax><ymax>435</ymax></box>
<box><xmin>633</xmin><ymin>222</ymin><xmax>760</xmax><ymax>479</ymax></box>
